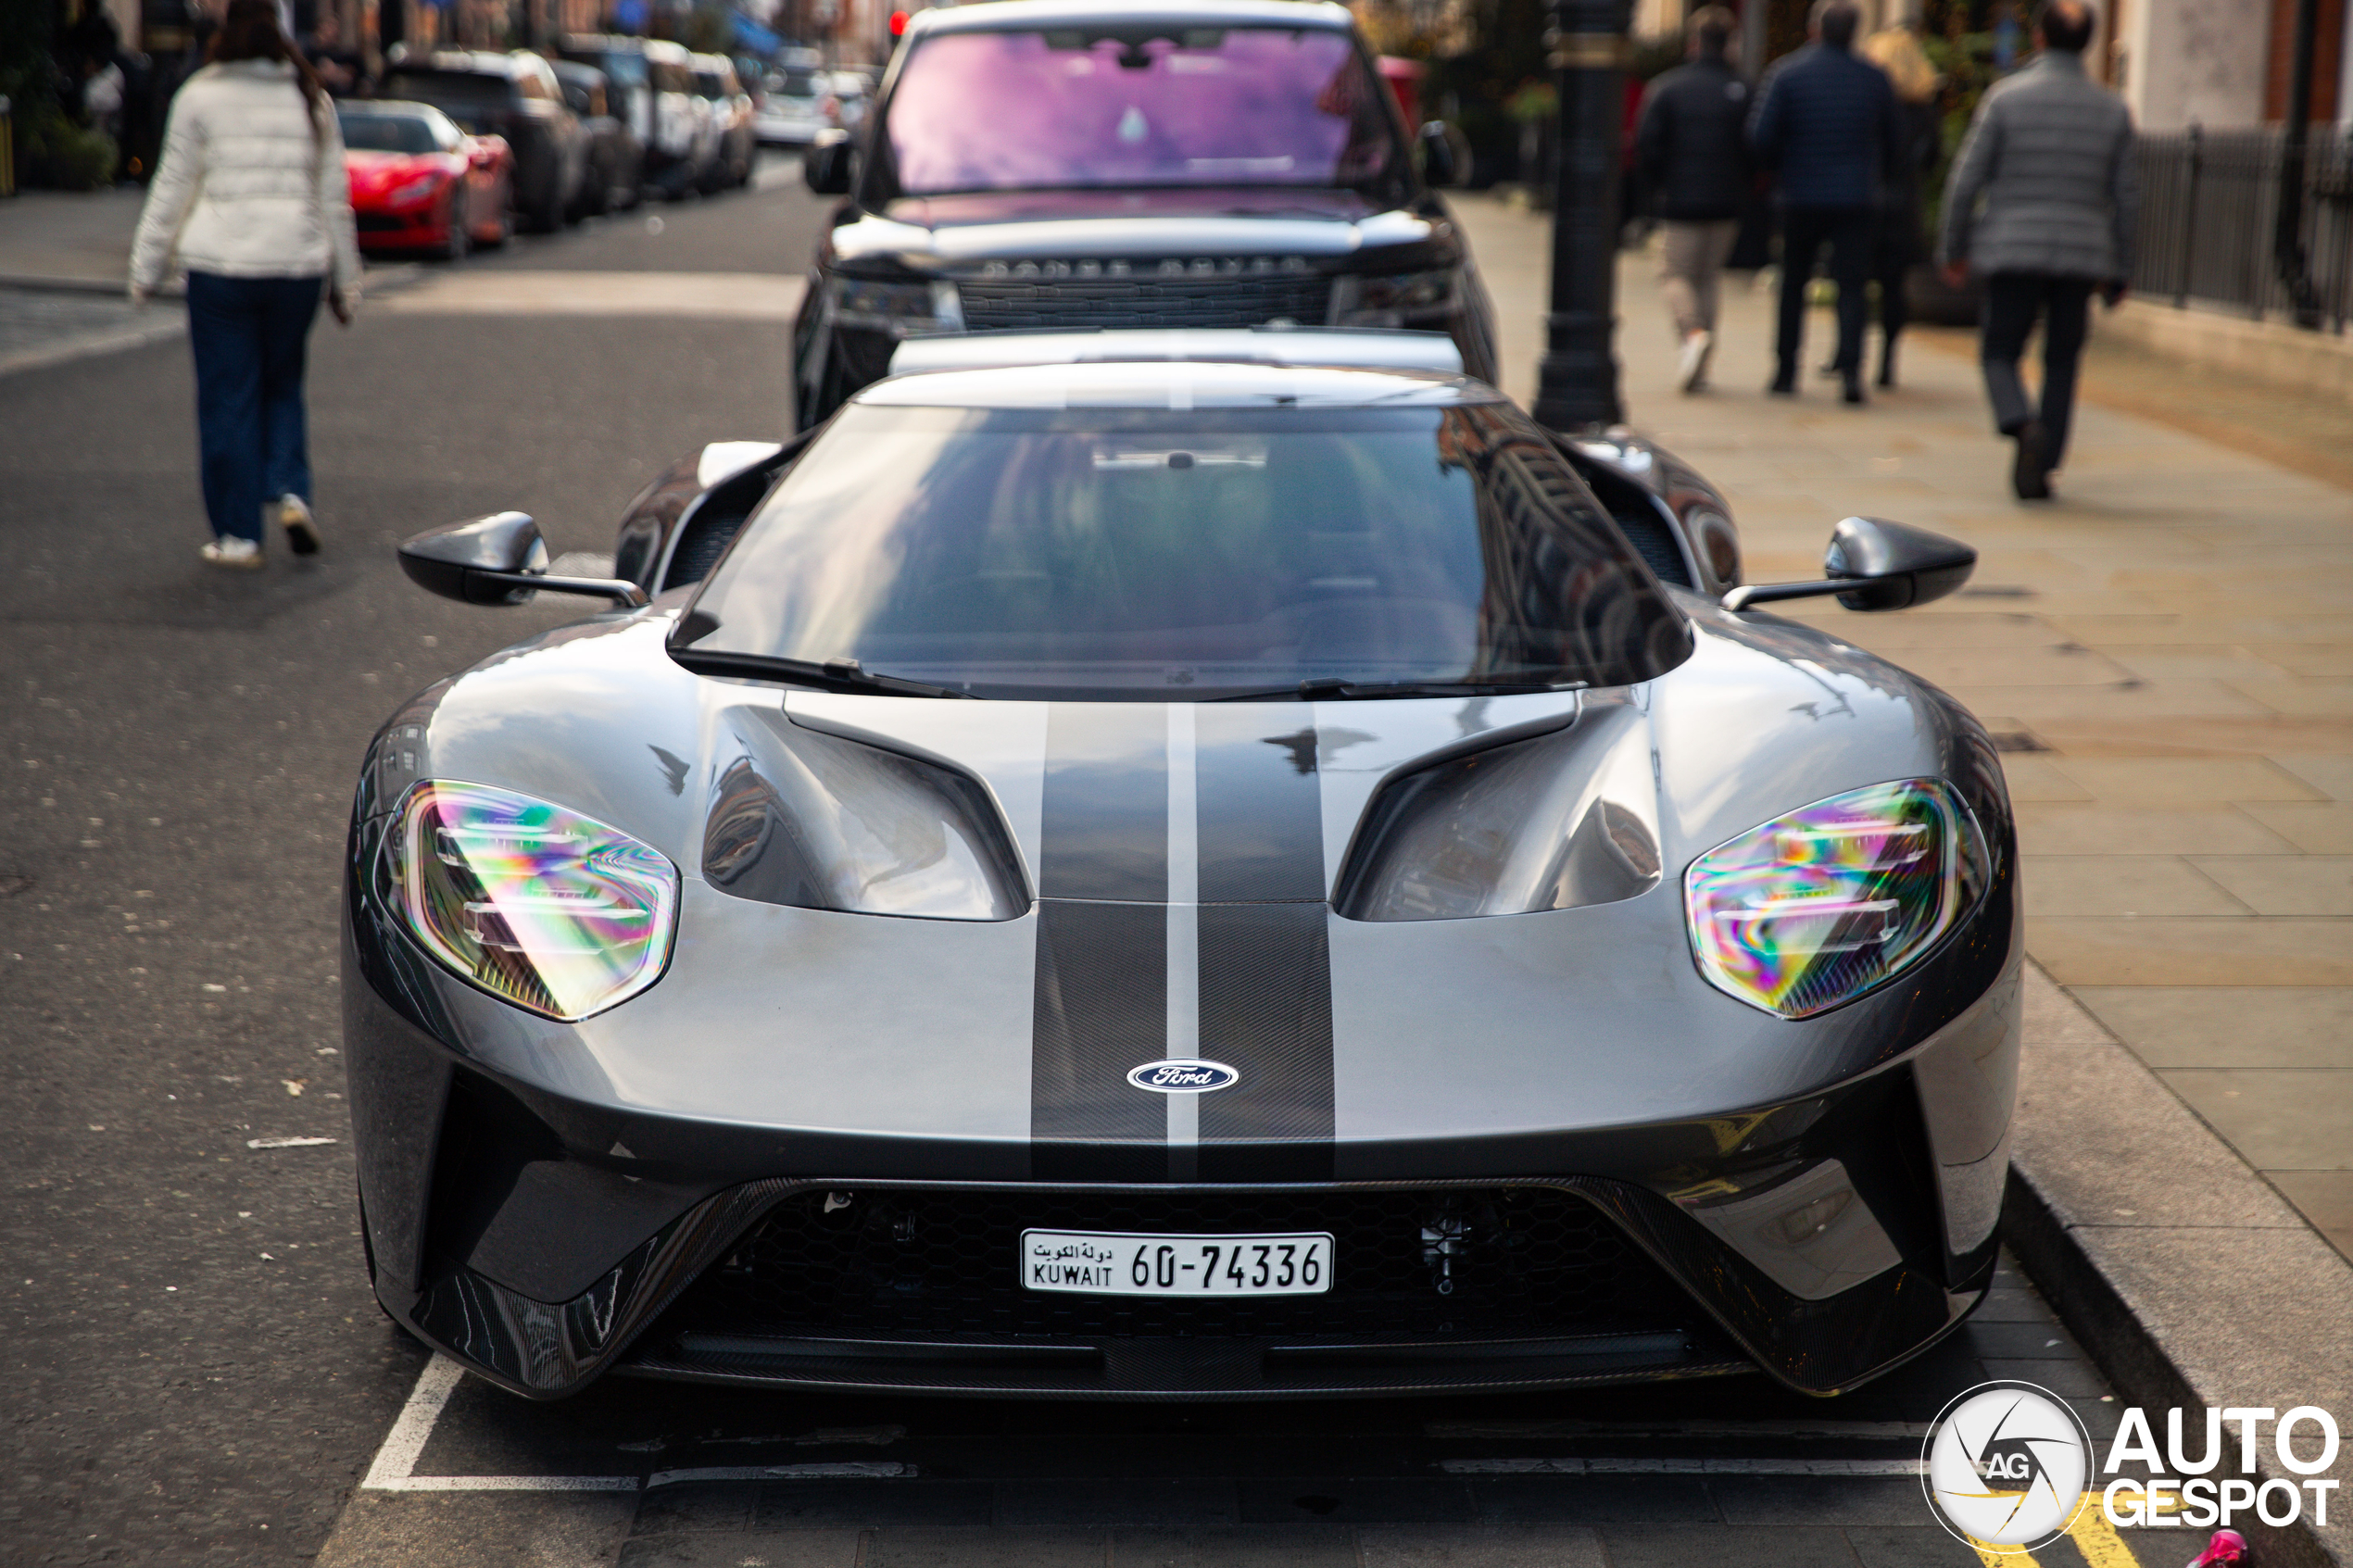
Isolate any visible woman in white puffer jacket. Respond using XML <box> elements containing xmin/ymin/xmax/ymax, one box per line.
<box><xmin>131</xmin><ymin>0</ymin><xmax>360</xmax><ymax>570</ymax></box>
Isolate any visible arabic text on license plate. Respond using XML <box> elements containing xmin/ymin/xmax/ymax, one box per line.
<box><xmin>1020</xmin><ymin>1230</ymin><xmax>1332</xmax><ymax>1297</ymax></box>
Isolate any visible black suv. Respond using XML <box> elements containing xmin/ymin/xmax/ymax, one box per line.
<box><xmin>791</xmin><ymin>0</ymin><xmax>1497</xmax><ymax>429</ymax></box>
<box><xmin>382</xmin><ymin>49</ymin><xmax>590</xmax><ymax>232</ymax></box>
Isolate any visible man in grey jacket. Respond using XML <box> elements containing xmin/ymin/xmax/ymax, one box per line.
<box><xmin>1937</xmin><ymin>0</ymin><xmax>2137</xmax><ymax>499</ymax></box>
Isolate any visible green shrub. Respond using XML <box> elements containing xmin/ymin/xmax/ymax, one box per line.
<box><xmin>19</xmin><ymin>102</ymin><xmax>118</xmax><ymax>190</ymax></box>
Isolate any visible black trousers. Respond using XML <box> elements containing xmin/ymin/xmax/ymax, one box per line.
<box><xmin>1776</xmin><ymin>207</ymin><xmax>1874</xmax><ymax>380</ymax></box>
<box><xmin>1981</xmin><ymin>272</ymin><xmax>2095</xmax><ymax>466</ymax></box>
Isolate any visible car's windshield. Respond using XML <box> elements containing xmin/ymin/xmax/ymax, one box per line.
<box><xmin>339</xmin><ymin>111</ymin><xmax>442</xmax><ymax>154</ymax></box>
<box><xmin>592</xmin><ymin>51</ymin><xmax>648</xmax><ymax>91</ymax></box>
<box><xmin>382</xmin><ymin>70</ymin><xmax>510</xmax><ymax>120</ymax></box>
<box><xmin>681</xmin><ymin>403</ymin><xmax>1692</xmax><ymax>700</ymax></box>
<box><xmin>873</xmin><ymin>27</ymin><xmax>1402</xmax><ymax>200</ymax></box>
<box><xmin>771</xmin><ymin>66</ymin><xmax>819</xmax><ymax>97</ymax></box>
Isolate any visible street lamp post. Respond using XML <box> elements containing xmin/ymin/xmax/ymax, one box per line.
<box><xmin>1530</xmin><ymin>0</ymin><xmax>1631</xmax><ymax>433</ymax></box>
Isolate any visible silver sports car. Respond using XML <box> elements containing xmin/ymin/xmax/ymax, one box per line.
<box><xmin>346</xmin><ymin>331</ymin><xmax>2017</xmax><ymax>1403</ymax></box>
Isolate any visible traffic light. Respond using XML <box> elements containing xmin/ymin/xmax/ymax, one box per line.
<box><xmin>889</xmin><ymin>10</ymin><xmax>909</xmax><ymax>36</ymax></box>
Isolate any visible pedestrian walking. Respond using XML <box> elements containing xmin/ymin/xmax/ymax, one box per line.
<box><xmin>1746</xmin><ymin>0</ymin><xmax>1903</xmax><ymax>405</ymax></box>
<box><xmin>1937</xmin><ymin>0</ymin><xmax>2135</xmax><ymax>501</ymax></box>
<box><xmin>1633</xmin><ymin>5</ymin><xmax>1753</xmax><ymax>393</ymax></box>
<box><xmin>1856</xmin><ymin>26</ymin><xmax>1941</xmax><ymax>388</ymax></box>
<box><xmin>129</xmin><ymin>0</ymin><xmax>359</xmax><ymax>570</ymax></box>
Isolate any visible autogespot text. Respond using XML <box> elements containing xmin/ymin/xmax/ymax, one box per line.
<box><xmin>2099</xmin><ymin>1406</ymin><xmax>2341</xmax><ymax>1530</ymax></box>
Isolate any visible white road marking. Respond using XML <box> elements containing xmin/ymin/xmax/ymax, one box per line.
<box><xmin>646</xmin><ymin>1462</ymin><xmax>914</xmax><ymax>1486</ymax></box>
<box><xmin>361</xmin><ymin>1359</ymin><xmax>916</xmax><ymax>1494</ymax></box>
<box><xmin>1428</xmin><ymin>1418</ymin><xmax>1931</xmax><ymax>1440</ymax></box>
<box><xmin>361</xmin><ymin>1355</ymin><xmax>636</xmax><ymax>1494</ymax></box>
<box><xmin>359</xmin><ymin>1357</ymin><xmax>1935</xmax><ymax>1498</ymax></box>
<box><xmin>1443</xmin><ymin>1457</ymin><xmax>1929</xmax><ymax>1476</ymax></box>
<box><xmin>246</xmin><ymin>1135</ymin><xmax>337</xmax><ymax>1149</ymax></box>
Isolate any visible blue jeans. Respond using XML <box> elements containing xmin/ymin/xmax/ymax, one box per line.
<box><xmin>185</xmin><ymin>271</ymin><xmax>322</xmax><ymax>543</ymax></box>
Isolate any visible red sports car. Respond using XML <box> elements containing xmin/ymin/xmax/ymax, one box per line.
<box><xmin>340</xmin><ymin>101</ymin><xmax>513</xmax><ymax>259</ymax></box>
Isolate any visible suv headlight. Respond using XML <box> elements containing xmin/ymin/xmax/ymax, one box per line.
<box><xmin>1684</xmin><ymin>779</ymin><xmax>1987</xmax><ymax>1020</ymax></box>
<box><xmin>1332</xmin><ymin>268</ymin><xmax>1458</xmax><ymax>327</ymax></box>
<box><xmin>380</xmin><ymin>781</ymin><xmax>679</xmax><ymax>1022</ymax></box>
<box><xmin>830</xmin><ymin>276</ymin><xmax>963</xmax><ymax>337</ymax></box>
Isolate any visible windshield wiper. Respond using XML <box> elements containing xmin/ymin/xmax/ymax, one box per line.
<box><xmin>669</xmin><ymin>648</ymin><xmax>978</xmax><ymax>699</ymax></box>
<box><xmin>1212</xmin><ymin>677</ymin><xmax>1584</xmax><ymax>702</ymax></box>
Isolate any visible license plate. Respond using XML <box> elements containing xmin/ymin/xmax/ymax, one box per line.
<box><xmin>1021</xmin><ymin>1230</ymin><xmax>1333</xmax><ymax>1297</ymax></box>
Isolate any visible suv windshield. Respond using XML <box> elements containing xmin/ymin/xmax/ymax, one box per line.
<box><xmin>873</xmin><ymin>27</ymin><xmax>1403</xmax><ymax>200</ymax></box>
<box><xmin>680</xmin><ymin>403</ymin><xmax>1692</xmax><ymax>700</ymax></box>
<box><xmin>382</xmin><ymin>69</ymin><xmax>512</xmax><ymax>123</ymax></box>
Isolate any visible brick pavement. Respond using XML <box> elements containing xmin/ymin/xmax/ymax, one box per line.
<box><xmin>1456</xmin><ymin>194</ymin><xmax>2353</xmax><ymax>1262</ymax></box>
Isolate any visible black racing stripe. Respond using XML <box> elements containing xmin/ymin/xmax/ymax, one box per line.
<box><xmin>1031</xmin><ymin>898</ymin><xmax>1166</xmax><ymax>1181</ymax></box>
<box><xmin>1196</xmin><ymin>901</ymin><xmax>1335</xmax><ymax>1182</ymax></box>
<box><xmin>1037</xmin><ymin>703</ymin><xmax>1166</xmax><ymax>902</ymax></box>
<box><xmin>1192</xmin><ymin>707</ymin><xmax>1326</xmax><ymax>903</ymax></box>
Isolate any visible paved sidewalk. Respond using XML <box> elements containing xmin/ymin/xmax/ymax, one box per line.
<box><xmin>1455</xmin><ymin>194</ymin><xmax>2353</xmax><ymax>1263</ymax></box>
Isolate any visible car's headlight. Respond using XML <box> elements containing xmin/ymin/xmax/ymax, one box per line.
<box><xmin>829</xmin><ymin>276</ymin><xmax>963</xmax><ymax>336</ymax></box>
<box><xmin>381</xmin><ymin>781</ymin><xmax>679</xmax><ymax>1021</ymax></box>
<box><xmin>1684</xmin><ymin>779</ymin><xmax>1987</xmax><ymax>1020</ymax></box>
<box><xmin>1332</xmin><ymin>268</ymin><xmax>1458</xmax><ymax>326</ymax></box>
<box><xmin>387</xmin><ymin>175</ymin><xmax>441</xmax><ymax>207</ymax></box>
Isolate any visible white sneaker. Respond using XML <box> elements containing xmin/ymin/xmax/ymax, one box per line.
<box><xmin>1677</xmin><ymin>330</ymin><xmax>1713</xmax><ymax>394</ymax></box>
<box><xmin>200</xmin><ymin>535</ymin><xmax>263</xmax><ymax>570</ymax></box>
<box><xmin>279</xmin><ymin>493</ymin><xmax>321</xmax><ymax>556</ymax></box>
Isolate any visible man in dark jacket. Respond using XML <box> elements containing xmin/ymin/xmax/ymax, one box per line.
<box><xmin>1938</xmin><ymin>0</ymin><xmax>2137</xmax><ymax>499</ymax></box>
<box><xmin>1747</xmin><ymin>0</ymin><xmax>1904</xmax><ymax>403</ymax></box>
<box><xmin>1635</xmin><ymin>6</ymin><xmax>1752</xmax><ymax>393</ymax></box>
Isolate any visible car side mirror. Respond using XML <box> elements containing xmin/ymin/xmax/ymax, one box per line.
<box><xmin>804</xmin><ymin>128</ymin><xmax>853</xmax><ymax>194</ymax></box>
<box><xmin>1417</xmin><ymin>120</ymin><xmax>1457</xmax><ymax>187</ymax></box>
<box><xmin>397</xmin><ymin>512</ymin><xmax>650</xmax><ymax>608</ymax></box>
<box><xmin>1720</xmin><ymin>517</ymin><xmax>1975</xmax><ymax>614</ymax></box>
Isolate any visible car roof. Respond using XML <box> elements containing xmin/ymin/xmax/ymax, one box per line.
<box><xmin>390</xmin><ymin>50</ymin><xmax>530</xmax><ymax>78</ymax></box>
<box><xmin>855</xmin><ymin>358</ymin><xmax>1487</xmax><ymax>412</ymax></box>
<box><xmin>909</xmin><ymin>0</ymin><xmax>1356</xmax><ymax>38</ymax></box>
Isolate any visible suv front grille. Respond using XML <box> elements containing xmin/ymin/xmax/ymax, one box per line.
<box><xmin>957</xmin><ymin>273</ymin><xmax>1335</xmax><ymax>332</ymax></box>
<box><xmin>651</xmin><ymin>1184</ymin><xmax>1691</xmax><ymax>1342</ymax></box>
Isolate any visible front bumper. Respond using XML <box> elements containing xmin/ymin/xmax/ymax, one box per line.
<box><xmin>346</xmin><ymin>905</ymin><xmax>2018</xmax><ymax>1402</ymax></box>
<box><xmin>355</xmin><ymin>201</ymin><xmax>454</xmax><ymax>249</ymax></box>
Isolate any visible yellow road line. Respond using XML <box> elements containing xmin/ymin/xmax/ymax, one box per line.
<box><xmin>2065</xmin><ymin>1496</ymin><xmax>2145</xmax><ymax>1568</ymax></box>
<box><xmin>1962</xmin><ymin>1494</ymin><xmax>2145</xmax><ymax>1568</ymax></box>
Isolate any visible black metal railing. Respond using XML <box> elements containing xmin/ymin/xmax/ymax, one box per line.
<box><xmin>2132</xmin><ymin>125</ymin><xmax>2353</xmax><ymax>332</ymax></box>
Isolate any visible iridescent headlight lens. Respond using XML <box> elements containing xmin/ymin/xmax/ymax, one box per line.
<box><xmin>1684</xmin><ymin>779</ymin><xmax>1985</xmax><ymax>1020</ymax></box>
<box><xmin>385</xmin><ymin>781</ymin><xmax>678</xmax><ymax>1021</ymax></box>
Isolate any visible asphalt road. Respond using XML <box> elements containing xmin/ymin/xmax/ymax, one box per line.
<box><xmin>1</xmin><ymin>169</ymin><xmax>2177</xmax><ymax>1568</ymax></box>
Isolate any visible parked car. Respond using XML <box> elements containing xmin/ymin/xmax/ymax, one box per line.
<box><xmin>338</xmin><ymin>100</ymin><xmax>512</xmax><ymax>258</ymax></box>
<box><xmin>753</xmin><ymin>50</ymin><xmax>831</xmax><ymax>146</ymax></box>
<box><xmin>351</xmin><ymin>329</ymin><xmax>2013</xmax><ymax>1402</ymax></box>
<box><xmin>381</xmin><ymin>49</ymin><xmax>589</xmax><ymax>232</ymax></box>
<box><xmin>557</xmin><ymin>33</ymin><xmax>656</xmax><ymax>166</ymax></box>
<box><xmin>639</xmin><ymin>38</ymin><xmax>716</xmax><ymax>199</ymax></box>
<box><xmin>552</xmin><ymin>60</ymin><xmax>645</xmax><ymax>214</ymax></box>
<box><xmin>690</xmin><ymin>52</ymin><xmax>755</xmax><ymax>191</ymax></box>
<box><xmin>791</xmin><ymin>0</ymin><xmax>1496</xmax><ymax>428</ymax></box>
<box><xmin>826</xmin><ymin>69</ymin><xmax>872</xmax><ymax>132</ymax></box>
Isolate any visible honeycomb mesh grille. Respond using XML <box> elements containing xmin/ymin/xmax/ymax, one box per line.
<box><xmin>957</xmin><ymin>274</ymin><xmax>1335</xmax><ymax>332</ymax></box>
<box><xmin>658</xmin><ymin>1185</ymin><xmax>1692</xmax><ymax>1341</ymax></box>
